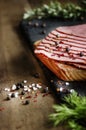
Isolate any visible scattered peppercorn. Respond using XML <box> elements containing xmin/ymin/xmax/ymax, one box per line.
<box><xmin>11</xmin><ymin>84</ymin><xmax>17</xmax><ymax>91</ymax></box>
<box><xmin>21</xmin><ymin>91</ymin><xmax>25</xmax><ymax>95</ymax></box>
<box><xmin>60</xmin><ymin>53</ymin><xmax>64</xmax><ymax>57</ymax></box>
<box><xmin>16</xmin><ymin>86</ymin><xmax>20</xmax><ymax>90</ymax></box>
<box><xmin>42</xmin><ymin>93</ymin><xmax>48</xmax><ymax>97</ymax></box>
<box><xmin>3</xmin><ymin>81</ymin><xmax>52</xmax><ymax>106</ymax></box>
<box><xmin>57</xmin><ymin>87</ymin><xmax>70</xmax><ymax>94</ymax></box>
<box><xmin>41</xmin><ymin>30</ymin><xmax>46</xmax><ymax>34</ymax></box>
<box><xmin>23</xmin><ymin>100</ymin><xmax>29</xmax><ymax>105</ymax></box>
<box><xmin>28</xmin><ymin>21</ymin><xmax>32</xmax><ymax>26</ymax></box>
<box><xmin>11</xmin><ymin>93</ymin><xmax>15</xmax><ymax>98</ymax></box>
<box><xmin>26</xmin><ymin>95</ymin><xmax>32</xmax><ymax>99</ymax></box>
<box><xmin>69</xmin><ymin>89</ymin><xmax>75</xmax><ymax>93</ymax></box>
<box><xmin>23</xmin><ymin>80</ymin><xmax>27</xmax><ymax>83</ymax></box>
<box><xmin>56</xmin><ymin>34</ymin><xmax>60</xmax><ymax>38</ymax></box>
<box><xmin>55</xmin><ymin>41</ymin><xmax>59</xmax><ymax>47</ymax></box>
<box><xmin>6</xmin><ymin>96</ymin><xmax>11</xmax><ymax>100</ymax></box>
<box><xmin>65</xmin><ymin>82</ymin><xmax>69</xmax><ymax>86</ymax></box>
<box><xmin>80</xmin><ymin>52</ymin><xmax>84</xmax><ymax>57</ymax></box>
<box><xmin>16</xmin><ymin>83</ymin><xmax>24</xmax><ymax>89</ymax></box>
<box><xmin>42</xmin><ymin>87</ymin><xmax>49</xmax><ymax>93</ymax></box>
<box><xmin>50</xmin><ymin>79</ymin><xmax>54</xmax><ymax>83</ymax></box>
<box><xmin>41</xmin><ymin>23</ymin><xmax>46</xmax><ymax>28</ymax></box>
<box><xmin>60</xmin><ymin>41</ymin><xmax>64</xmax><ymax>44</ymax></box>
<box><xmin>33</xmin><ymin>72</ymin><xmax>40</xmax><ymax>78</ymax></box>
<box><xmin>34</xmin><ymin>22</ymin><xmax>39</xmax><ymax>27</ymax></box>
<box><xmin>66</xmin><ymin>47</ymin><xmax>70</xmax><ymax>52</ymax></box>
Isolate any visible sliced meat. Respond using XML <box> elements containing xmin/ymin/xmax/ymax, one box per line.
<box><xmin>56</xmin><ymin>24</ymin><xmax>86</xmax><ymax>38</ymax></box>
<box><xmin>34</xmin><ymin>24</ymin><xmax>86</xmax><ymax>81</ymax></box>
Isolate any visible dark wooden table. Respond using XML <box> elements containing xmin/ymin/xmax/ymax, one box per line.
<box><xmin>0</xmin><ymin>0</ymin><xmax>70</xmax><ymax>130</ymax></box>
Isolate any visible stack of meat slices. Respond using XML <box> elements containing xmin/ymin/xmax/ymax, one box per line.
<box><xmin>34</xmin><ymin>24</ymin><xmax>86</xmax><ymax>81</ymax></box>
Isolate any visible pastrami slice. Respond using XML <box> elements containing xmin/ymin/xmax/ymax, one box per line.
<box><xmin>35</xmin><ymin>24</ymin><xmax>86</xmax><ymax>69</ymax></box>
<box><xmin>34</xmin><ymin>24</ymin><xmax>86</xmax><ymax>81</ymax></box>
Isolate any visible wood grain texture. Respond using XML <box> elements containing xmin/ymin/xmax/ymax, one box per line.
<box><xmin>0</xmin><ymin>1</ymin><xmax>66</xmax><ymax>130</ymax></box>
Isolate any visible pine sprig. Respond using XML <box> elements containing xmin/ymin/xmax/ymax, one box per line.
<box><xmin>23</xmin><ymin>1</ymin><xmax>86</xmax><ymax>20</ymax></box>
<box><xmin>49</xmin><ymin>92</ymin><xmax>86</xmax><ymax>130</ymax></box>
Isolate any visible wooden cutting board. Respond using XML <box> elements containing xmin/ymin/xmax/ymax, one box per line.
<box><xmin>20</xmin><ymin>17</ymin><xmax>86</xmax><ymax>99</ymax></box>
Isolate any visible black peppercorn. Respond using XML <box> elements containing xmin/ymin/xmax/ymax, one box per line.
<box><xmin>21</xmin><ymin>91</ymin><xmax>25</xmax><ymax>95</ymax></box>
<box><xmin>34</xmin><ymin>22</ymin><xmax>39</xmax><ymax>27</ymax></box>
<box><xmin>41</xmin><ymin>23</ymin><xmax>46</xmax><ymax>28</ymax></box>
<box><xmin>11</xmin><ymin>93</ymin><xmax>15</xmax><ymax>98</ymax></box>
<box><xmin>16</xmin><ymin>83</ymin><xmax>24</xmax><ymax>89</ymax></box>
<box><xmin>55</xmin><ymin>41</ymin><xmax>59</xmax><ymax>47</ymax></box>
<box><xmin>41</xmin><ymin>30</ymin><xmax>46</xmax><ymax>34</ymax></box>
<box><xmin>23</xmin><ymin>100</ymin><xmax>29</xmax><ymax>105</ymax></box>
<box><xmin>80</xmin><ymin>52</ymin><xmax>84</xmax><ymax>57</ymax></box>
<box><xmin>66</xmin><ymin>47</ymin><xmax>70</xmax><ymax>52</ymax></box>
<box><xmin>6</xmin><ymin>96</ymin><xmax>11</xmax><ymax>100</ymax></box>
<box><xmin>33</xmin><ymin>72</ymin><xmax>40</xmax><ymax>78</ymax></box>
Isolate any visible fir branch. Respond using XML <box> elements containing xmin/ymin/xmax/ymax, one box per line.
<box><xmin>49</xmin><ymin>92</ymin><xmax>86</xmax><ymax>130</ymax></box>
<box><xmin>23</xmin><ymin>1</ymin><xmax>86</xmax><ymax>20</ymax></box>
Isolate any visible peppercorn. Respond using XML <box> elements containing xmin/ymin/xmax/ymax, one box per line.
<box><xmin>21</xmin><ymin>91</ymin><xmax>25</xmax><ymax>95</ymax></box>
<box><xmin>6</xmin><ymin>96</ymin><xmax>11</xmax><ymax>100</ymax></box>
<box><xmin>28</xmin><ymin>21</ymin><xmax>32</xmax><ymax>26</ymax></box>
<box><xmin>23</xmin><ymin>100</ymin><xmax>29</xmax><ymax>105</ymax></box>
<box><xmin>80</xmin><ymin>52</ymin><xmax>84</xmax><ymax>57</ymax></box>
<box><xmin>11</xmin><ymin>84</ymin><xmax>17</xmax><ymax>91</ymax></box>
<box><xmin>65</xmin><ymin>82</ymin><xmax>69</xmax><ymax>86</ymax></box>
<box><xmin>16</xmin><ymin>83</ymin><xmax>24</xmax><ymax>89</ymax></box>
<box><xmin>34</xmin><ymin>22</ymin><xmax>39</xmax><ymax>27</ymax></box>
<box><xmin>66</xmin><ymin>47</ymin><xmax>70</xmax><ymax>52</ymax></box>
<box><xmin>33</xmin><ymin>72</ymin><xmax>40</xmax><ymax>78</ymax></box>
<box><xmin>41</xmin><ymin>30</ymin><xmax>46</xmax><ymax>34</ymax></box>
<box><xmin>41</xmin><ymin>23</ymin><xmax>46</xmax><ymax>28</ymax></box>
<box><xmin>11</xmin><ymin>93</ymin><xmax>15</xmax><ymax>98</ymax></box>
<box><xmin>23</xmin><ymin>80</ymin><xmax>27</xmax><ymax>83</ymax></box>
<box><xmin>55</xmin><ymin>41</ymin><xmax>59</xmax><ymax>47</ymax></box>
<box><xmin>50</xmin><ymin>79</ymin><xmax>54</xmax><ymax>83</ymax></box>
<box><xmin>56</xmin><ymin>34</ymin><xmax>60</xmax><ymax>38</ymax></box>
<box><xmin>42</xmin><ymin>87</ymin><xmax>49</xmax><ymax>93</ymax></box>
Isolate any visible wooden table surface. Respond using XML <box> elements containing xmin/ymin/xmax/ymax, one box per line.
<box><xmin>0</xmin><ymin>0</ymin><xmax>70</xmax><ymax>130</ymax></box>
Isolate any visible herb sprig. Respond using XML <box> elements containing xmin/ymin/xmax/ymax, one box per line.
<box><xmin>23</xmin><ymin>1</ymin><xmax>86</xmax><ymax>20</ymax></box>
<box><xmin>49</xmin><ymin>92</ymin><xmax>86</xmax><ymax>130</ymax></box>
